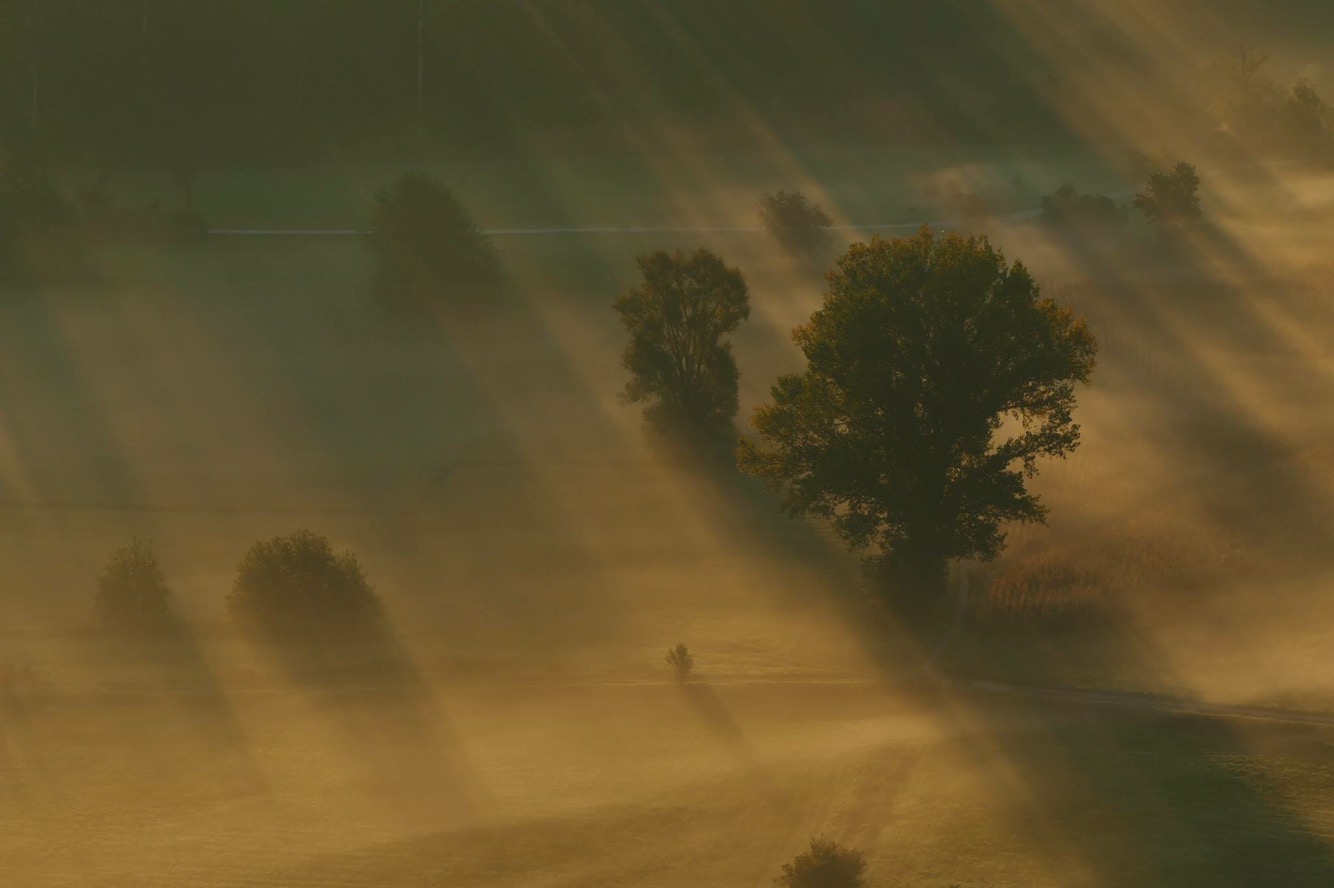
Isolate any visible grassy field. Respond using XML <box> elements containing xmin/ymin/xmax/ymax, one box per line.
<box><xmin>2</xmin><ymin>146</ymin><xmax>1333</xmax><ymax>884</ymax></box>
<box><xmin>4</xmin><ymin>680</ymin><xmax>1334</xmax><ymax>887</ymax></box>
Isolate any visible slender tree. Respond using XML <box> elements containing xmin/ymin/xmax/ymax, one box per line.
<box><xmin>614</xmin><ymin>248</ymin><xmax>751</xmax><ymax>436</ymax></box>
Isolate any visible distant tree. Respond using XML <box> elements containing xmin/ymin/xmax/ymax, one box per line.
<box><xmin>666</xmin><ymin>643</ymin><xmax>694</xmax><ymax>682</ymax></box>
<box><xmin>1133</xmin><ymin>162</ymin><xmax>1202</xmax><ymax>226</ymax></box>
<box><xmin>614</xmin><ymin>248</ymin><xmax>751</xmax><ymax>436</ymax></box>
<box><xmin>227</xmin><ymin>531</ymin><xmax>383</xmax><ymax>649</ymax></box>
<box><xmin>1040</xmin><ymin>184</ymin><xmax>1124</xmax><ymax>228</ymax></box>
<box><xmin>775</xmin><ymin>837</ymin><xmax>867</xmax><ymax>888</ymax></box>
<box><xmin>366</xmin><ymin>173</ymin><xmax>501</xmax><ymax>308</ymax></box>
<box><xmin>757</xmin><ymin>190</ymin><xmax>833</xmax><ymax>259</ymax></box>
<box><xmin>1284</xmin><ymin>79</ymin><xmax>1334</xmax><ymax>163</ymax></box>
<box><xmin>95</xmin><ymin>539</ymin><xmax>178</xmax><ymax>637</ymax></box>
<box><xmin>739</xmin><ymin>229</ymin><xmax>1096</xmax><ymax>624</ymax></box>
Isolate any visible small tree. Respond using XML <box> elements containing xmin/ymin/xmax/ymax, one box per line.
<box><xmin>666</xmin><ymin>643</ymin><xmax>694</xmax><ymax>682</ymax></box>
<box><xmin>366</xmin><ymin>172</ymin><xmax>501</xmax><ymax>308</ymax></box>
<box><xmin>614</xmin><ymin>248</ymin><xmax>751</xmax><ymax>436</ymax></box>
<box><xmin>227</xmin><ymin>530</ymin><xmax>383</xmax><ymax>649</ymax></box>
<box><xmin>739</xmin><ymin>229</ymin><xmax>1096</xmax><ymax>624</ymax></box>
<box><xmin>775</xmin><ymin>837</ymin><xmax>867</xmax><ymax>888</ymax></box>
<box><xmin>1133</xmin><ymin>162</ymin><xmax>1202</xmax><ymax>226</ymax></box>
<box><xmin>94</xmin><ymin>539</ymin><xmax>178</xmax><ymax>637</ymax></box>
<box><xmin>757</xmin><ymin>190</ymin><xmax>833</xmax><ymax>260</ymax></box>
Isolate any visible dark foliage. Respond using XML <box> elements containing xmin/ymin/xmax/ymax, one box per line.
<box><xmin>1133</xmin><ymin>161</ymin><xmax>1202</xmax><ymax>226</ymax></box>
<box><xmin>739</xmin><ymin>228</ymin><xmax>1096</xmax><ymax>623</ymax></box>
<box><xmin>666</xmin><ymin>643</ymin><xmax>694</xmax><ymax>682</ymax></box>
<box><xmin>775</xmin><ymin>837</ymin><xmax>867</xmax><ymax>888</ymax></box>
<box><xmin>366</xmin><ymin>172</ymin><xmax>501</xmax><ymax>309</ymax></box>
<box><xmin>1040</xmin><ymin>184</ymin><xmax>1125</xmax><ymax>228</ymax></box>
<box><xmin>94</xmin><ymin>539</ymin><xmax>179</xmax><ymax>637</ymax></box>
<box><xmin>757</xmin><ymin>190</ymin><xmax>833</xmax><ymax>260</ymax></box>
<box><xmin>614</xmin><ymin>248</ymin><xmax>751</xmax><ymax>437</ymax></box>
<box><xmin>227</xmin><ymin>530</ymin><xmax>384</xmax><ymax>651</ymax></box>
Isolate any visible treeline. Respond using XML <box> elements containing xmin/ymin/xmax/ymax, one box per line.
<box><xmin>0</xmin><ymin>0</ymin><xmax>1066</xmax><ymax>166</ymax></box>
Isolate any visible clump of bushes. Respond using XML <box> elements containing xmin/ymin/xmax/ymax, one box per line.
<box><xmin>227</xmin><ymin>530</ymin><xmax>385</xmax><ymax>661</ymax></box>
<box><xmin>973</xmin><ymin>556</ymin><xmax>1111</xmax><ymax>630</ymax></box>
<box><xmin>757</xmin><ymin>190</ymin><xmax>833</xmax><ymax>260</ymax></box>
<box><xmin>776</xmin><ymin>837</ymin><xmax>867</xmax><ymax>888</ymax></box>
<box><xmin>666</xmin><ymin>643</ymin><xmax>694</xmax><ymax>682</ymax></box>
<box><xmin>367</xmin><ymin>172</ymin><xmax>502</xmax><ymax>309</ymax></box>
<box><xmin>1040</xmin><ymin>184</ymin><xmax>1126</xmax><ymax>228</ymax></box>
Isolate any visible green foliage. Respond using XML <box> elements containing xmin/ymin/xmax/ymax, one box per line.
<box><xmin>757</xmin><ymin>190</ymin><xmax>833</xmax><ymax>260</ymax></box>
<box><xmin>666</xmin><ymin>643</ymin><xmax>694</xmax><ymax>682</ymax></box>
<box><xmin>614</xmin><ymin>248</ymin><xmax>751</xmax><ymax>435</ymax></box>
<box><xmin>738</xmin><ymin>228</ymin><xmax>1096</xmax><ymax>619</ymax></box>
<box><xmin>1040</xmin><ymin>184</ymin><xmax>1125</xmax><ymax>228</ymax></box>
<box><xmin>775</xmin><ymin>837</ymin><xmax>867</xmax><ymax>888</ymax></box>
<box><xmin>94</xmin><ymin>540</ymin><xmax>178</xmax><ymax>637</ymax></box>
<box><xmin>367</xmin><ymin>173</ymin><xmax>501</xmax><ymax>308</ymax></box>
<box><xmin>227</xmin><ymin>530</ymin><xmax>383</xmax><ymax>648</ymax></box>
<box><xmin>1133</xmin><ymin>162</ymin><xmax>1202</xmax><ymax>226</ymax></box>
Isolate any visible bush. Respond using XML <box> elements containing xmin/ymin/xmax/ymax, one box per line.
<box><xmin>666</xmin><ymin>643</ymin><xmax>694</xmax><ymax>682</ymax></box>
<box><xmin>775</xmin><ymin>837</ymin><xmax>867</xmax><ymax>888</ymax></box>
<box><xmin>227</xmin><ymin>531</ymin><xmax>384</xmax><ymax>651</ymax></box>
<box><xmin>757</xmin><ymin>190</ymin><xmax>833</xmax><ymax>260</ymax></box>
<box><xmin>1040</xmin><ymin>184</ymin><xmax>1125</xmax><ymax>228</ymax></box>
<box><xmin>367</xmin><ymin>173</ymin><xmax>501</xmax><ymax>308</ymax></box>
<box><xmin>1133</xmin><ymin>161</ymin><xmax>1203</xmax><ymax>226</ymax></box>
<box><xmin>94</xmin><ymin>540</ymin><xmax>179</xmax><ymax>637</ymax></box>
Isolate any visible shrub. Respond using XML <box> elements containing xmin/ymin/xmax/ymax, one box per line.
<box><xmin>227</xmin><ymin>531</ymin><xmax>384</xmax><ymax>651</ymax></box>
<box><xmin>94</xmin><ymin>540</ymin><xmax>179</xmax><ymax>637</ymax></box>
<box><xmin>1040</xmin><ymin>184</ymin><xmax>1125</xmax><ymax>228</ymax></box>
<box><xmin>367</xmin><ymin>173</ymin><xmax>501</xmax><ymax>308</ymax></box>
<box><xmin>1133</xmin><ymin>161</ymin><xmax>1202</xmax><ymax>226</ymax></box>
<box><xmin>757</xmin><ymin>190</ymin><xmax>833</xmax><ymax>259</ymax></box>
<box><xmin>775</xmin><ymin>837</ymin><xmax>867</xmax><ymax>888</ymax></box>
<box><xmin>666</xmin><ymin>643</ymin><xmax>694</xmax><ymax>682</ymax></box>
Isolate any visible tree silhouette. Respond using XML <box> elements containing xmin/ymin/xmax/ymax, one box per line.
<box><xmin>94</xmin><ymin>539</ymin><xmax>178</xmax><ymax>637</ymax></box>
<box><xmin>614</xmin><ymin>248</ymin><xmax>751</xmax><ymax>438</ymax></box>
<box><xmin>739</xmin><ymin>228</ymin><xmax>1096</xmax><ymax>624</ymax></box>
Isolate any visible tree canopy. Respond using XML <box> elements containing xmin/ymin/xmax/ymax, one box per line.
<box><xmin>367</xmin><ymin>172</ymin><xmax>501</xmax><ymax>308</ymax></box>
<box><xmin>1133</xmin><ymin>161</ymin><xmax>1202</xmax><ymax>226</ymax></box>
<box><xmin>614</xmin><ymin>248</ymin><xmax>751</xmax><ymax>436</ymax></box>
<box><xmin>757</xmin><ymin>190</ymin><xmax>833</xmax><ymax>260</ymax></box>
<box><xmin>738</xmin><ymin>228</ymin><xmax>1096</xmax><ymax>621</ymax></box>
<box><xmin>227</xmin><ymin>530</ymin><xmax>384</xmax><ymax>648</ymax></box>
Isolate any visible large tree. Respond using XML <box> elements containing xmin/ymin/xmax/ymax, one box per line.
<box><xmin>613</xmin><ymin>248</ymin><xmax>751</xmax><ymax>436</ymax></box>
<box><xmin>738</xmin><ymin>229</ymin><xmax>1096</xmax><ymax>622</ymax></box>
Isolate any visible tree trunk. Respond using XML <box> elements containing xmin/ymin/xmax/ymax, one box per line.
<box><xmin>870</xmin><ymin>548</ymin><xmax>950</xmax><ymax>630</ymax></box>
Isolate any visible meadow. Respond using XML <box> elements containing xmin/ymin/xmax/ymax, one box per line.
<box><xmin>2</xmin><ymin>140</ymin><xmax>1333</xmax><ymax>885</ymax></box>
